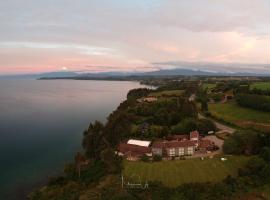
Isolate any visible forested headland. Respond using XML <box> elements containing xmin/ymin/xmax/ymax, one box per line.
<box><xmin>29</xmin><ymin>79</ymin><xmax>270</xmax><ymax>200</ymax></box>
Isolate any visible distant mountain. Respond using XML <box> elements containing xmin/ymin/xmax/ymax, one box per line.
<box><xmin>0</xmin><ymin>71</ymin><xmax>78</xmax><ymax>80</ymax></box>
<box><xmin>2</xmin><ymin>68</ymin><xmax>270</xmax><ymax>80</ymax></box>
<box><xmin>152</xmin><ymin>61</ymin><xmax>270</xmax><ymax>75</ymax></box>
<box><xmin>76</xmin><ymin>68</ymin><xmax>270</xmax><ymax>77</ymax></box>
<box><xmin>39</xmin><ymin>69</ymin><xmax>220</xmax><ymax>79</ymax></box>
<box><xmin>39</xmin><ymin>71</ymin><xmax>78</xmax><ymax>78</ymax></box>
<box><xmin>140</xmin><ymin>68</ymin><xmax>270</xmax><ymax>76</ymax></box>
<box><xmin>141</xmin><ymin>68</ymin><xmax>219</xmax><ymax>76</ymax></box>
<box><xmin>77</xmin><ymin>71</ymin><xmax>137</xmax><ymax>77</ymax></box>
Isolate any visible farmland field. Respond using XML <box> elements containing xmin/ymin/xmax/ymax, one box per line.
<box><xmin>209</xmin><ymin>102</ymin><xmax>270</xmax><ymax>132</ymax></box>
<box><xmin>251</xmin><ymin>82</ymin><xmax>270</xmax><ymax>90</ymax></box>
<box><xmin>124</xmin><ymin>156</ymin><xmax>249</xmax><ymax>187</ymax></box>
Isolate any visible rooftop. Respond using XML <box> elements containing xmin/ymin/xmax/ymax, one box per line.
<box><xmin>118</xmin><ymin>143</ymin><xmax>151</xmax><ymax>155</ymax></box>
<box><xmin>127</xmin><ymin>139</ymin><xmax>151</xmax><ymax>147</ymax></box>
<box><xmin>168</xmin><ymin>134</ymin><xmax>189</xmax><ymax>141</ymax></box>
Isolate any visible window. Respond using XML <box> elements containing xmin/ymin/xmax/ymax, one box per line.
<box><xmin>179</xmin><ymin>148</ymin><xmax>184</xmax><ymax>155</ymax></box>
<box><xmin>169</xmin><ymin>148</ymin><xmax>175</xmax><ymax>156</ymax></box>
<box><xmin>187</xmin><ymin>147</ymin><xmax>194</xmax><ymax>155</ymax></box>
<box><xmin>153</xmin><ymin>148</ymin><xmax>162</xmax><ymax>156</ymax></box>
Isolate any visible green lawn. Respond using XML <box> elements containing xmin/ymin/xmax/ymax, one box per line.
<box><xmin>251</xmin><ymin>82</ymin><xmax>270</xmax><ymax>90</ymax></box>
<box><xmin>123</xmin><ymin>156</ymin><xmax>249</xmax><ymax>187</ymax></box>
<box><xmin>149</xmin><ymin>90</ymin><xmax>184</xmax><ymax>97</ymax></box>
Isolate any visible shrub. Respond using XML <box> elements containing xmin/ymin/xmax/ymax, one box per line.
<box><xmin>141</xmin><ymin>154</ymin><xmax>150</xmax><ymax>162</ymax></box>
<box><xmin>153</xmin><ymin>155</ymin><xmax>162</xmax><ymax>162</ymax></box>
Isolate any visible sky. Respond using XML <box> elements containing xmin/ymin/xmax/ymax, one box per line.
<box><xmin>1</xmin><ymin>0</ymin><xmax>270</xmax><ymax>74</ymax></box>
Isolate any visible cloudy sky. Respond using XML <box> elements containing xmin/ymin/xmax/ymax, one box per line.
<box><xmin>1</xmin><ymin>0</ymin><xmax>270</xmax><ymax>74</ymax></box>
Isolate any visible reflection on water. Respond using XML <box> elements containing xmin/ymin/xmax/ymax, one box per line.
<box><xmin>0</xmin><ymin>80</ymin><xmax>145</xmax><ymax>200</ymax></box>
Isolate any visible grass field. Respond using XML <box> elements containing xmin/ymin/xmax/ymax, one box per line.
<box><xmin>251</xmin><ymin>82</ymin><xmax>270</xmax><ymax>90</ymax></box>
<box><xmin>124</xmin><ymin>156</ymin><xmax>249</xmax><ymax>187</ymax></box>
<box><xmin>202</xmin><ymin>83</ymin><xmax>216</xmax><ymax>90</ymax></box>
<box><xmin>149</xmin><ymin>90</ymin><xmax>184</xmax><ymax>97</ymax></box>
<box><xmin>209</xmin><ymin>103</ymin><xmax>270</xmax><ymax>124</ymax></box>
<box><xmin>209</xmin><ymin>102</ymin><xmax>270</xmax><ymax>132</ymax></box>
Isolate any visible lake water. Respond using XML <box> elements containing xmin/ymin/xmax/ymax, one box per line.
<box><xmin>0</xmin><ymin>80</ymin><xmax>145</xmax><ymax>200</ymax></box>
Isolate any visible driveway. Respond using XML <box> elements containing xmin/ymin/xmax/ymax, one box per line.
<box><xmin>186</xmin><ymin>135</ymin><xmax>224</xmax><ymax>159</ymax></box>
<box><xmin>205</xmin><ymin>135</ymin><xmax>224</xmax><ymax>152</ymax></box>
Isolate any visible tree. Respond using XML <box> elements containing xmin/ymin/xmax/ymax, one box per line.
<box><xmin>223</xmin><ymin>137</ymin><xmax>239</xmax><ymax>154</ymax></box>
<box><xmin>127</xmin><ymin>88</ymin><xmax>152</xmax><ymax>99</ymax></box>
<box><xmin>181</xmin><ymin>99</ymin><xmax>198</xmax><ymax>118</ymax></box>
<box><xmin>259</xmin><ymin>147</ymin><xmax>270</xmax><ymax>162</ymax></box>
<box><xmin>201</xmin><ymin>98</ymin><xmax>208</xmax><ymax>111</ymax></box>
<box><xmin>236</xmin><ymin>93</ymin><xmax>270</xmax><ymax>112</ymax></box>
<box><xmin>74</xmin><ymin>152</ymin><xmax>86</xmax><ymax>179</ymax></box>
<box><xmin>223</xmin><ymin>130</ymin><xmax>261</xmax><ymax>155</ymax></box>
<box><xmin>82</xmin><ymin>121</ymin><xmax>105</xmax><ymax>159</ymax></box>
<box><xmin>211</xmin><ymin>93</ymin><xmax>224</xmax><ymax>102</ymax></box>
<box><xmin>172</xmin><ymin>118</ymin><xmax>197</xmax><ymax>134</ymax></box>
<box><xmin>196</xmin><ymin>88</ymin><xmax>208</xmax><ymax>111</ymax></box>
<box><xmin>100</xmin><ymin>147</ymin><xmax>121</xmax><ymax>173</ymax></box>
<box><xmin>197</xmin><ymin>119</ymin><xmax>217</xmax><ymax>135</ymax></box>
<box><xmin>105</xmin><ymin>111</ymin><xmax>134</xmax><ymax>146</ymax></box>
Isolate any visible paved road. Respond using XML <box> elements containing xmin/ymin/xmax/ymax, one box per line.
<box><xmin>198</xmin><ymin>113</ymin><xmax>235</xmax><ymax>134</ymax></box>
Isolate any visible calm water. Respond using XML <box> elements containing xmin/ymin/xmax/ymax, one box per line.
<box><xmin>0</xmin><ymin>80</ymin><xmax>145</xmax><ymax>200</ymax></box>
